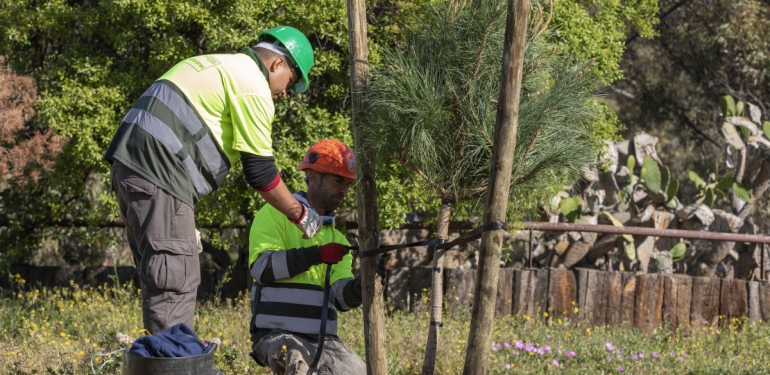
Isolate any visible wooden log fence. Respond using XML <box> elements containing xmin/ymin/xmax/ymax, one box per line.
<box><xmin>8</xmin><ymin>265</ymin><xmax>770</xmax><ymax>332</ymax></box>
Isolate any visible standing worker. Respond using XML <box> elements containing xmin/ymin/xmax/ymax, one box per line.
<box><xmin>105</xmin><ymin>26</ymin><xmax>324</xmax><ymax>334</ymax></box>
<box><xmin>249</xmin><ymin>140</ymin><xmax>379</xmax><ymax>374</ymax></box>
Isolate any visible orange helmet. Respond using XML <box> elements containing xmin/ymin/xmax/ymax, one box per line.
<box><xmin>299</xmin><ymin>139</ymin><xmax>356</xmax><ymax>182</ymax></box>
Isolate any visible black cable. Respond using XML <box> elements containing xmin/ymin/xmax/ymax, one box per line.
<box><xmin>354</xmin><ymin>221</ymin><xmax>508</xmax><ymax>258</ymax></box>
<box><xmin>308</xmin><ymin>264</ymin><xmax>332</xmax><ymax>373</ymax></box>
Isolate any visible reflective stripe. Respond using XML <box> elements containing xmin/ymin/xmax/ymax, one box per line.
<box><xmin>141</xmin><ymin>82</ymin><xmax>203</xmax><ymax>136</ymax></box>
<box><xmin>250</xmin><ymin>251</ymin><xmax>274</xmax><ymax>283</ymax></box>
<box><xmin>330</xmin><ymin>279</ymin><xmax>351</xmax><ymax>311</ymax></box>
<box><xmin>260</xmin><ymin>286</ymin><xmax>334</xmax><ymax>308</ymax></box>
<box><xmin>181</xmin><ymin>155</ymin><xmax>212</xmax><ymax>198</ymax></box>
<box><xmin>254</xmin><ymin>314</ymin><xmax>338</xmax><ymax>336</ymax></box>
<box><xmin>251</xmin><ymin>285</ymin><xmax>258</xmax><ymax>302</ymax></box>
<box><xmin>196</xmin><ymin>134</ymin><xmax>229</xmax><ymax>186</ymax></box>
<box><xmin>122</xmin><ymin>108</ymin><xmax>182</xmax><ymax>154</ymax></box>
<box><xmin>272</xmin><ymin>251</ymin><xmax>290</xmax><ymax>280</ymax></box>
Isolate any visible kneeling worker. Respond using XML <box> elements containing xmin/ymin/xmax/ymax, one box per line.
<box><xmin>248</xmin><ymin>139</ymin><xmax>367</xmax><ymax>374</ymax></box>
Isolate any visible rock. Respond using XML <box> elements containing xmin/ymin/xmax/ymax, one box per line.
<box><xmin>633</xmin><ymin>132</ymin><xmax>662</xmax><ymax>165</ymax></box>
<box><xmin>604</xmin><ymin>140</ymin><xmax>619</xmax><ymax>172</ymax></box>
<box><xmin>677</xmin><ymin>204</ymin><xmax>715</xmax><ymax>230</ymax></box>
<box><xmin>635</xmin><ymin>236</ymin><xmax>655</xmax><ymax>273</ymax></box>
<box><xmin>652</xmin><ymin>251</ymin><xmax>673</xmax><ymax>274</ymax></box>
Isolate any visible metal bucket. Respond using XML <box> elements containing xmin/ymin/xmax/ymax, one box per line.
<box><xmin>122</xmin><ymin>348</ymin><xmax>220</xmax><ymax>375</ymax></box>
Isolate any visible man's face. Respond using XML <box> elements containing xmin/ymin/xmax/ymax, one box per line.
<box><xmin>268</xmin><ymin>56</ymin><xmax>300</xmax><ymax>100</ymax></box>
<box><xmin>307</xmin><ymin>171</ymin><xmax>352</xmax><ymax>214</ymax></box>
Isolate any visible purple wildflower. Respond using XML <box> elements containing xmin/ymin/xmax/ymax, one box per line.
<box><xmin>682</xmin><ymin>353</ymin><xmax>688</xmax><ymax>358</ymax></box>
<box><xmin>605</xmin><ymin>342</ymin><xmax>615</xmax><ymax>352</ymax></box>
<box><xmin>544</xmin><ymin>345</ymin><xmax>552</xmax><ymax>353</ymax></box>
<box><xmin>503</xmin><ymin>341</ymin><xmax>510</xmax><ymax>349</ymax></box>
<box><xmin>618</xmin><ymin>366</ymin><xmax>625</xmax><ymax>372</ymax></box>
<box><xmin>652</xmin><ymin>351</ymin><xmax>659</xmax><ymax>358</ymax></box>
<box><xmin>552</xmin><ymin>359</ymin><xmax>560</xmax><ymax>366</ymax></box>
<box><xmin>505</xmin><ymin>364</ymin><xmax>511</xmax><ymax>370</ymax></box>
<box><xmin>671</xmin><ymin>351</ymin><xmax>676</xmax><ymax>357</ymax></box>
<box><xmin>566</xmin><ymin>351</ymin><xmax>575</xmax><ymax>357</ymax></box>
<box><xmin>515</xmin><ymin>340</ymin><xmax>524</xmax><ymax>349</ymax></box>
<box><xmin>546</xmin><ymin>334</ymin><xmax>551</xmax><ymax>339</ymax></box>
<box><xmin>632</xmin><ymin>354</ymin><xmax>638</xmax><ymax>360</ymax></box>
<box><xmin>606</xmin><ymin>356</ymin><xmax>612</xmax><ymax>361</ymax></box>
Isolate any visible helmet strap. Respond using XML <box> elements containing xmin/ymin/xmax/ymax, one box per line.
<box><xmin>254</xmin><ymin>41</ymin><xmax>297</xmax><ymax>67</ymax></box>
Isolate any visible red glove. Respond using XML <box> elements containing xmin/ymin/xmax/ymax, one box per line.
<box><xmin>318</xmin><ymin>243</ymin><xmax>349</xmax><ymax>264</ymax></box>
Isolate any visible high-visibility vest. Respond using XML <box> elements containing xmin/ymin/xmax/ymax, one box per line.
<box><xmin>105</xmin><ymin>48</ymin><xmax>274</xmax><ymax>207</ymax></box>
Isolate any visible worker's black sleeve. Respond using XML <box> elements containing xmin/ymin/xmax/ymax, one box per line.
<box><xmin>250</xmin><ymin>247</ymin><xmax>322</xmax><ymax>284</ymax></box>
<box><xmin>241</xmin><ymin>152</ymin><xmax>281</xmax><ymax>191</ymax></box>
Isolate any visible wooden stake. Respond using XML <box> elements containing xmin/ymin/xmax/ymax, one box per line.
<box><xmin>422</xmin><ymin>199</ymin><xmax>452</xmax><ymax>375</ymax></box>
<box><xmin>462</xmin><ymin>0</ymin><xmax>528</xmax><ymax>373</ymax></box>
<box><xmin>347</xmin><ymin>1</ymin><xmax>387</xmax><ymax>374</ymax></box>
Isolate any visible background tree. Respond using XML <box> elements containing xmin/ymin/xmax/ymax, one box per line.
<box><xmin>0</xmin><ymin>0</ymin><xmax>660</xmax><ymax>269</ymax></box>
<box><xmin>364</xmin><ymin>0</ymin><xmax>626</xmax><ymax>370</ymax></box>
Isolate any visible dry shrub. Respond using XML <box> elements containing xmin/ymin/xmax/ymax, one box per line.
<box><xmin>0</xmin><ymin>56</ymin><xmax>66</xmax><ymax>186</ymax></box>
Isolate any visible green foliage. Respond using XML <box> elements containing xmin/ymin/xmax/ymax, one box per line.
<box><xmin>702</xmin><ymin>188</ymin><xmax>715</xmax><ymax>208</ymax></box>
<box><xmin>689</xmin><ymin>171</ymin><xmax>706</xmax><ymax>189</ymax></box>
<box><xmin>764</xmin><ymin>121</ymin><xmax>770</xmax><ymax>140</ymax></box>
<box><xmin>720</xmin><ymin>95</ymin><xmax>737</xmax><ymax>117</ymax></box>
<box><xmin>660</xmin><ymin>165</ymin><xmax>670</xmax><ymax>193</ymax></box>
<box><xmin>0</xmin><ymin>0</ymin><xmax>429</xmax><ymax>263</ymax></box>
<box><xmin>0</xmin><ymin>0</ymin><xmax>658</xmax><ymax>264</ymax></box>
<box><xmin>624</xmin><ymin>241</ymin><xmax>636</xmax><ymax>261</ymax></box>
<box><xmin>733</xmin><ymin>182</ymin><xmax>753</xmax><ymax>203</ymax></box>
<box><xmin>601</xmin><ymin>211</ymin><xmax>633</xmax><ymax>242</ymax></box>
<box><xmin>666</xmin><ymin>179</ymin><xmax>679</xmax><ymax>203</ymax></box>
<box><xmin>716</xmin><ymin>176</ymin><xmax>734</xmax><ymax>191</ymax></box>
<box><xmin>366</xmin><ymin>0</ymin><xmax>618</xmax><ymax>222</ymax></box>
<box><xmin>627</xmin><ymin>155</ymin><xmax>636</xmax><ymax>174</ymax></box>
<box><xmin>641</xmin><ymin>156</ymin><xmax>661</xmax><ymax>194</ymax></box>
<box><xmin>560</xmin><ymin>196</ymin><xmax>582</xmax><ymax>223</ymax></box>
<box><xmin>669</xmin><ymin>242</ymin><xmax>686</xmax><ymax>262</ymax></box>
<box><xmin>549</xmin><ymin>0</ymin><xmax>659</xmax><ymax>84</ymax></box>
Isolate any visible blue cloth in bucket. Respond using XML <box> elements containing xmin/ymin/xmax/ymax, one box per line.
<box><xmin>129</xmin><ymin>323</ymin><xmax>216</xmax><ymax>358</ymax></box>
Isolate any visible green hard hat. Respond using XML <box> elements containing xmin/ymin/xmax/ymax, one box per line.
<box><xmin>258</xmin><ymin>26</ymin><xmax>314</xmax><ymax>93</ymax></box>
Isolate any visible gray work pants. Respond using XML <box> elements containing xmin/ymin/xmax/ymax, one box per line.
<box><xmin>252</xmin><ymin>330</ymin><xmax>366</xmax><ymax>375</ymax></box>
<box><xmin>111</xmin><ymin>161</ymin><xmax>200</xmax><ymax>334</ymax></box>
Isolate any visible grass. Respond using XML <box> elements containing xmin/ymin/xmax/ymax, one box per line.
<box><xmin>1</xmin><ymin>274</ymin><xmax>769</xmax><ymax>374</ymax></box>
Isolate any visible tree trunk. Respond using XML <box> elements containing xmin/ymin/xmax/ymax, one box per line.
<box><xmin>347</xmin><ymin>1</ymin><xmax>388</xmax><ymax>374</ymax></box>
<box><xmin>422</xmin><ymin>199</ymin><xmax>452</xmax><ymax>375</ymax></box>
<box><xmin>462</xmin><ymin>0</ymin><xmax>527</xmax><ymax>373</ymax></box>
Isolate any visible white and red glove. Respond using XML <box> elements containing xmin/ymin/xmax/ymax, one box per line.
<box><xmin>289</xmin><ymin>204</ymin><xmax>323</xmax><ymax>239</ymax></box>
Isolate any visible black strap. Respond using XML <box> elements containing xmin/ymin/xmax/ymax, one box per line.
<box><xmin>354</xmin><ymin>221</ymin><xmax>508</xmax><ymax>258</ymax></box>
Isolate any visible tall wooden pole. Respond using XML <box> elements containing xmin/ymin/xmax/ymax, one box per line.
<box><xmin>347</xmin><ymin>1</ymin><xmax>388</xmax><ymax>374</ymax></box>
<box><xmin>462</xmin><ymin>0</ymin><xmax>528</xmax><ymax>373</ymax></box>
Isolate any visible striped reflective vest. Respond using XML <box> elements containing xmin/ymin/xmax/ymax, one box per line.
<box><xmin>105</xmin><ymin>48</ymin><xmax>275</xmax><ymax>207</ymax></box>
<box><xmin>248</xmin><ymin>203</ymin><xmax>356</xmax><ymax>339</ymax></box>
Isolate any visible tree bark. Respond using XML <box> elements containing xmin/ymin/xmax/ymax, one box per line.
<box><xmin>421</xmin><ymin>199</ymin><xmax>452</xmax><ymax>375</ymax></box>
<box><xmin>462</xmin><ymin>0</ymin><xmax>527</xmax><ymax>373</ymax></box>
<box><xmin>347</xmin><ymin>1</ymin><xmax>387</xmax><ymax>374</ymax></box>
